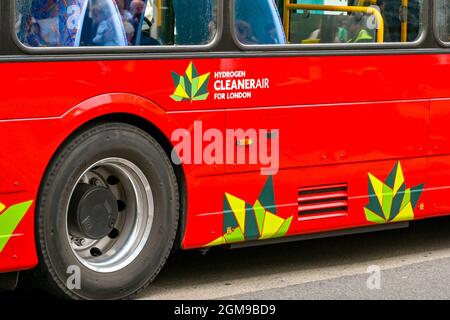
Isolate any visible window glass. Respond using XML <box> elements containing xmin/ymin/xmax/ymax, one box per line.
<box><xmin>436</xmin><ymin>0</ymin><xmax>450</xmax><ymax>43</ymax></box>
<box><xmin>15</xmin><ymin>0</ymin><xmax>217</xmax><ymax>47</ymax></box>
<box><xmin>234</xmin><ymin>0</ymin><xmax>423</xmax><ymax>46</ymax></box>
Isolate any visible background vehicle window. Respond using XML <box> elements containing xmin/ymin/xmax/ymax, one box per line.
<box><xmin>15</xmin><ymin>0</ymin><xmax>217</xmax><ymax>48</ymax></box>
<box><xmin>234</xmin><ymin>0</ymin><xmax>423</xmax><ymax>46</ymax></box>
<box><xmin>436</xmin><ymin>0</ymin><xmax>450</xmax><ymax>44</ymax></box>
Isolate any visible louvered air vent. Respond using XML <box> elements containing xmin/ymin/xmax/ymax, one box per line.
<box><xmin>298</xmin><ymin>183</ymin><xmax>348</xmax><ymax>216</ymax></box>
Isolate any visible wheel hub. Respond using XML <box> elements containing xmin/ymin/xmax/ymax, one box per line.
<box><xmin>68</xmin><ymin>184</ymin><xmax>119</xmax><ymax>240</ymax></box>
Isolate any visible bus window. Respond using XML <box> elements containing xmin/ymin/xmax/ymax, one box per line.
<box><xmin>173</xmin><ymin>0</ymin><xmax>217</xmax><ymax>45</ymax></box>
<box><xmin>234</xmin><ymin>0</ymin><xmax>286</xmax><ymax>45</ymax></box>
<box><xmin>234</xmin><ymin>0</ymin><xmax>424</xmax><ymax>45</ymax></box>
<box><xmin>15</xmin><ymin>0</ymin><xmax>218</xmax><ymax>48</ymax></box>
<box><xmin>436</xmin><ymin>0</ymin><xmax>450</xmax><ymax>44</ymax></box>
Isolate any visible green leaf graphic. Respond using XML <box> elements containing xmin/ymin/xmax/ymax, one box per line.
<box><xmin>364</xmin><ymin>162</ymin><xmax>424</xmax><ymax>224</ymax></box>
<box><xmin>204</xmin><ymin>176</ymin><xmax>294</xmax><ymax>247</ymax></box>
<box><xmin>171</xmin><ymin>62</ymin><xmax>210</xmax><ymax>102</ymax></box>
<box><xmin>0</xmin><ymin>201</ymin><xmax>33</xmax><ymax>253</ymax></box>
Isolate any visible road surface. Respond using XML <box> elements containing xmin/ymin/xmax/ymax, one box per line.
<box><xmin>3</xmin><ymin>216</ymin><xmax>450</xmax><ymax>300</ymax></box>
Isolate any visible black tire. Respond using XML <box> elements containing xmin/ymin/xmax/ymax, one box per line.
<box><xmin>31</xmin><ymin>123</ymin><xmax>179</xmax><ymax>300</ymax></box>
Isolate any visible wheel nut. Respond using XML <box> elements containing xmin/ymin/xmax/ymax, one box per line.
<box><xmin>89</xmin><ymin>178</ymin><xmax>102</xmax><ymax>186</ymax></box>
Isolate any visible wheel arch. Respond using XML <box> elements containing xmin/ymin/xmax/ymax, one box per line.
<box><xmin>37</xmin><ymin>112</ymin><xmax>187</xmax><ymax>252</ymax></box>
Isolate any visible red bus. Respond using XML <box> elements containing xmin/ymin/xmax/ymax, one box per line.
<box><xmin>0</xmin><ymin>0</ymin><xmax>448</xmax><ymax>299</ymax></box>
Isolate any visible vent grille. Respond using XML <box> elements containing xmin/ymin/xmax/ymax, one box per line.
<box><xmin>298</xmin><ymin>183</ymin><xmax>348</xmax><ymax>216</ymax></box>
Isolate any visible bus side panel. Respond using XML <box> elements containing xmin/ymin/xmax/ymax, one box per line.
<box><xmin>427</xmin><ymin>99</ymin><xmax>450</xmax><ymax>217</ymax></box>
<box><xmin>201</xmin><ymin>54</ymin><xmax>431</xmax><ymax>248</ymax></box>
<box><xmin>0</xmin><ymin>53</ymin><xmax>447</xmax><ymax>259</ymax></box>
<box><xmin>212</xmin><ymin>103</ymin><xmax>428</xmax><ymax>248</ymax></box>
<box><xmin>210</xmin><ymin>158</ymin><xmax>426</xmax><ymax>245</ymax></box>
<box><xmin>0</xmin><ymin>85</ymin><xmax>227</xmax><ymax>273</ymax></box>
<box><xmin>0</xmin><ymin>119</ymin><xmax>55</xmax><ymax>273</ymax></box>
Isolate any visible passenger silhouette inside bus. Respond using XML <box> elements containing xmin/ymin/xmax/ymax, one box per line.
<box><xmin>91</xmin><ymin>3</ymin><xmax>122</xmax><ymax>46</ymax></box>
<box><xmin>234</xmin><ymin>0</ymin><xmax>286</xmax><ymax>45</ymax></box>
<box><xmin>15</xmin><ymin>0</ymin><xmax>217</xmax><ymax>47</ymax></box>
<box><xmin>347</xmin><ymin>14</ymin><xmax>374</xmax><ymax>43</ymax></box>
<box><xmin>233</xmin><ymin>0</ymin><xmax>423</xmax><ymax>45</ymax></box>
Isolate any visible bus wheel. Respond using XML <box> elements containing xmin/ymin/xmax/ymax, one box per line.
<box><xmin>34</xmin><ymin>123</ymin><xmax>179</xmax><ymax>300</ymax></box>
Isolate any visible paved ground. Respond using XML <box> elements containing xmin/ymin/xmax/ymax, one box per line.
<box><xmin>142</xmin><ymin>216</ymin><xmax>450</xmax><ymax>300</ymax></box>
<box><xmin>224</xmin><ymin>259</ymin><xmax>450</xmax><ymax>300</ymax></box>
<box><xmin>4</xmin><ymin>216</ymin><xmax>450</xmax><ymax>300</ymax></box>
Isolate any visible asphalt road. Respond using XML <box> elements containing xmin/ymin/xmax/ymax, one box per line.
<box><xmin>4</xmin><ymin>216</ymin><xmax>450</xmax><ymax>300</ymax></box>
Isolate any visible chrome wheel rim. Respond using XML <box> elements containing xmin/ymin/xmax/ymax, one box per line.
<box><xmin>66</xmin><ymin>157</ymin><xmax>154</xmax><ymax>273</ymax></box>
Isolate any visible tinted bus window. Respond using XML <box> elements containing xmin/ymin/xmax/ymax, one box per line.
<box><xmin>436</xmin><ymin>0</ymin><xmax>450</xmax><ymax>44</ymax></box>
<box><xmin>234</xmin><ymin>0</ymin><xmax>423</xmax><ymax>45</ymax></box>
<box><xmin>15</xmin><ymin>0</ymin><xmax>217</xmax><ymax>48</ymax></box>
<box><xmin>235</xmin><ymin>0</ymin><xmax>286</xmax><ymax>45</ymax></box>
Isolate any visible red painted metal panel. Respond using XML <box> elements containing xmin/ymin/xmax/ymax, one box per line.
<box><xmin>0</xmin><ymin>52</ymin><xmax>449</xmax><ymax>271</ymax></box>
